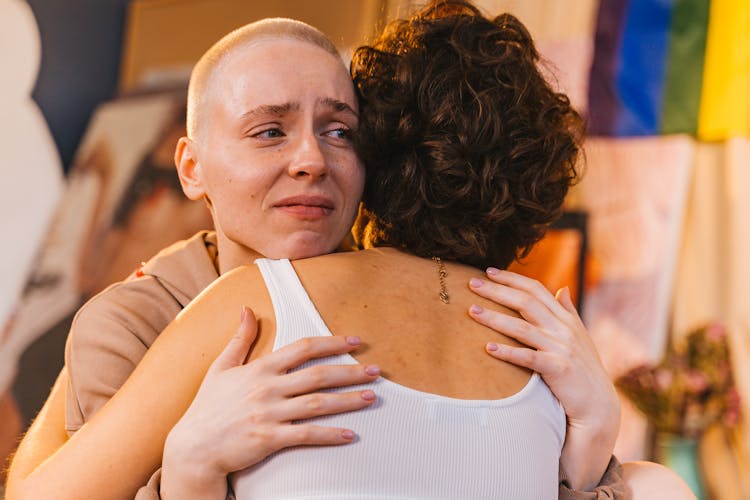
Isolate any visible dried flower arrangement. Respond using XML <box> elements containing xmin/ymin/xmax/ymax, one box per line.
<box><xmin>616</xmin><ymin>322</ymin><xmax>740</xmax><ymax>439</ymax></box>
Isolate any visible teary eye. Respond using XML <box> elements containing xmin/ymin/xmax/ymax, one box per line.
<box><xmin>254</xmin><ymin>128</ymin><xmax>284</xmax><ymax>139</ymax></box>
<box><xmin>325</xmin><ymin>127</ymin><xmax>351</xmax><ymax>140</ymax></box>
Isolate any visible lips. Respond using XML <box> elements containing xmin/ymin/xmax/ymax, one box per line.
<box><xmin>273</xmin><ymin>195</ymin><xmax>335</xmax><ymax>218</ymax></box>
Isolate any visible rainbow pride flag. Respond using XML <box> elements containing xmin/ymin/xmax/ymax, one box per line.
<box><xmin>587</xmin><ymin>0</ymin><xmax>750</xmax><ymax>140</ymax></box>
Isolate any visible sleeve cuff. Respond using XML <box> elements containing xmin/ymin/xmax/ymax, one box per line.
<box><xmin>134</xmin><ymin>468</ymin><xmax>162</xmax><ymax>500</ymax></box>
<box><xmin>559</xmin><ymin>455</ymin><xmax>628</xmax><ymax>499</ymax></box>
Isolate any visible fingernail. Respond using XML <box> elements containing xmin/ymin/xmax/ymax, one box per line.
<box><xmin>365</xmin><ymin>365</ymin><xmax>380</xmax><ymax>376</ymax></box>
<box><xmin>346</xmin><ymin>336</ymin><xmax>361</xmax><ymax>346</ymax></box>
<box><xmin>341</xmin><ymin>430</ymin><xmax>355</xmax><ymax>440</ymax></box>
<box><xmin>361</xmin><ymin>390</ymin><xmax>376</xmax><ymax>401</ymax></box>
<box><xmin>486</xmin><ymin>267</ymin><xmax>500</xmax><ymax>276</ymax></box>
<box><xmin>486</xmin><ymin>342</ymin><xmax>499</xmax><ymax>352</ymax></box>
<box><xmin>469</xmin><ymin>304</ymin><xmax>484</xmax><ymax>315</ymax></box>
<box><xmin>240</xmin><ymin>306</ymin><xmax>247</xmax><ymax>322</ymax></box>
<box><xmin>469</xmin><ymin>278</ymin><xmax>484</xmax><ymax>288</ymax></box>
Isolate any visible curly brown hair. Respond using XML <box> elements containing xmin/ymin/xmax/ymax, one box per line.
<box><xmin>351</xmin><ymin>0</ymin><xmax>584</xmax><ymax>269</ymax></box>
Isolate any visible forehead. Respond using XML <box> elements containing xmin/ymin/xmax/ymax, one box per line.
<box><xmin>209</xmin><ymin>38</ymin><xmax>356</xmax><ymax>113</ymax></box>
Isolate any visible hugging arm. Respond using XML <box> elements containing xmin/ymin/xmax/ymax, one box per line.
<box><xmin>4</xmin><ymin>270</ymin><xmax>377</xmax><ymax>500</ymax></box>
<box><xmin>5</xmin><ymin>368</ymin><xmax>69</xmax><ymax>496</ymax></box>
<box><xmin>468</xmin><ymin>269</ymin><xmax>623</xmax><ymax>495</ymax></box>
<box><xmin>161</xmin><ymin>308</ymin><xmax>378</xmax><ymax>499</ymax></box>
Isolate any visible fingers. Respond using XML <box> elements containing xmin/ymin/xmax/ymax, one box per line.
<box><xmin>280</xmin><ymin>363</ymin><xmax>381</xmax><ymax>396</ymax></box>
<box><xmin>469</xmin><ymin>304</ymin><xmax>554</xmax><ymax>350</ymax></box>
<box><xmin>259</xmin><ymin>390</ymin><xmax>378</xmax><ymax>451</ymax></box>
<box><xmin>275</xmin><ymin>389</ymin><xmax>377</xmax><ymax>421</ymax></box>
<box><xmin>485</xmin><ymin>342</ymin><xmax>562</xmax><ymax>375</ymax></box>
<box><xmin>262</xmin><ymin>335</ymin><xmax>363</xmax><ymax>373</ymax></box>
<box><xmin>469</xmin><ymin>268</ymin><xmax>573</xmax><ymax>329</ymax></box>
<box><xmin>210</xmin><ymin>306</ymin><xmax>259</xmax><ymax>373</ymax></box>
<box><xmin>272</xmin><ymin>423</ymin><xmax>359</xmax><ymax>449</ymax></box>
<box><xmin>555</xmin><ymin>286</ymin><xmax>577</xmax><ymax>314</ymax></box>
<box><xmin>470</xmin><ymin>276</ymin><xmax>556</xmax><ymax>330</ymax></box>
<box><xmin>472</xmin><ymin>267</ymin><xmax>566</xmax><ymax>315</ymax></box>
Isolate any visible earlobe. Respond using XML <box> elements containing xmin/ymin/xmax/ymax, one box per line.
<box><xmin>174</xmin><ymin>136</ymin><xmax>206</xmax><ymax>201</ymax></box>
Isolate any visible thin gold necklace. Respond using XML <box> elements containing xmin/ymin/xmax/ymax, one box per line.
<box><xmin>432</xmin><ymin>256</ymin><xmax>449</xmax><ymax>304</ymax></box>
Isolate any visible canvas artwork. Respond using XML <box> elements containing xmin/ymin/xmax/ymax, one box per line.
<box><xmin>4</xmin><ymin>92</ymin><xmax>213</xmax><ymax>381</ymax></box>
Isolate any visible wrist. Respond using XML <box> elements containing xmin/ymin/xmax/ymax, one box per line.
<box><xmin>161</xmin><ymin>426</ymin><xmax>228</xmax><ymax>500</ymax></box>
<box><xmin>561</xmin><ymin>397</ymin><xmax>621</xmax><ymax>491</ymax></box>
<box><xmin>560</xmin><ymin>435</ymin><xmax>611</xmax><ymax>491</ymax></box>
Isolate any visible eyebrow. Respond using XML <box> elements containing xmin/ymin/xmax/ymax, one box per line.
<box><xmin>240</xmin><ymin>99</ymin><xmax>358</xmax><ymax>122</ymax></box>
<box><xmin>241</xmin><ymin>102</ymin><xmax>300</xmax><ymax>121</ymax></box>
<box><xmin>318</xmin><ymin>97</ymin><xmax>358</xmax><ymax>119</ymax></box>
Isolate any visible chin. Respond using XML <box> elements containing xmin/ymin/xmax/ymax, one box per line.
<box><xmin>268</xmin><ymin>239</ymin><xmax>338</xmax><ymax>261</ymax></box>
<box><xmin>255</xmin><ymin>227</ymin><xmax>351</xmax><ymax>260</ymax></box>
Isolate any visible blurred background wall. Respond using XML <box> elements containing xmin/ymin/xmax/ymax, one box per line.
<box><xmin>28</xmin><ymin>0</ymin><xmax>130</xmax><ymax>173</ymax></box>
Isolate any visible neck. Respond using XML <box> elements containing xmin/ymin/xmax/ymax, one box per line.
<box><xmin>214</xmin><ymin>232</ymin><xmax>263</xmax><ymax>275</ymax></box>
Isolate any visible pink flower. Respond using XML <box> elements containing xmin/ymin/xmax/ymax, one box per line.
<box><xmin>706</xmin><ymin>323</ymin><xmax>726</xmax><ymax>342</ymax></box>
<box><xmin>723</xmin><ymin>407</ymin><xmax>741</xmax><ymax>427</ymax></box>
<box><xmin>654</xmin><ymin>368</ymin><xmax>673</xmax><ymax>391</ymax></box>
<box><xmin>684</xmin><ymin>370</ymin><xmax>709</xmax><ymax>393</ymax></box>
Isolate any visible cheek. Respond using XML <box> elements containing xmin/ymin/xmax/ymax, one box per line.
<box><xmin>209</xmin><ymin>177</ymin><xmax>262</xmax><ymax>221</ymax></box>
<box><xmin>213</xmin><ymin>165</ymin><xmax>270</xmax><ymax>203</ymax></box>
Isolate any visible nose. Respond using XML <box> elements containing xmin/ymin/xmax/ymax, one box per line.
<box><xmin>288</xmin><ymin>131</ymin><xmax>330</xmax><ymax>180</ymax></box>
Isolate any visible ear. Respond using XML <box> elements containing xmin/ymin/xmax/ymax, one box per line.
<box><xmin>175</xmin><ymin>136</ymin><xmax>206</xmax><ymax>200</ymax></box>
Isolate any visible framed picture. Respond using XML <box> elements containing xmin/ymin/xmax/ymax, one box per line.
<box><xmin>508</xmin><ymin>210</ymin><xmax>588</xmax><ymax>312</ymax></box>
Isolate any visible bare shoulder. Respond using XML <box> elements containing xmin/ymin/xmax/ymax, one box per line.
<box><xmin>193</xmin><ymin>264</ymin><xmax>267</xmax><ymax>305</ymax></box>
<box><xmin>291</xmin><ymin>249</ymin><xmax>362</xmax><ymax>270</ymax></box>
<box><xmin>178</xmin><ymin>263</ymin><xmax>274</xmax><ymax>328</ymax></box>
<box><xmin>163</xmin><ymin>264</ymin><xmax>276</xmax><ymax>360</ymax></box>
<box><xmin>290</xmin><ymin>251</ymin><xmax>366</xmax><ymax>297</ymax></box>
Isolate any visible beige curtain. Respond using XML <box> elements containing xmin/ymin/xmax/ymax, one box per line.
<box><xmin>672</xmin><ymin>138</ymin><xmax>750</xmax><ymax>498</ymax></box>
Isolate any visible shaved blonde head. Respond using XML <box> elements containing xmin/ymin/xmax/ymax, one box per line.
<box><xmin>187</xmin><ymin>18</ymin><xmax>342</xmax><ymax>141</ymax></box>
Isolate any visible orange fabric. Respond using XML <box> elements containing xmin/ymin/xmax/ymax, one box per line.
<box><xmin>508</xmin><ymin>229</ymin><xmax>584</xmax><ymax>305</ymax></box>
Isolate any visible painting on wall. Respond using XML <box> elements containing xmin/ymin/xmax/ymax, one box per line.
<box><xmin>508</xmin><ymin>211</ymin><xmax>588</xmax><ymax>311</ymax></box>
<box><xmin>4</xmin><ymin>92</ymin><xmax>213</xmax><ymax>380</ymax></box>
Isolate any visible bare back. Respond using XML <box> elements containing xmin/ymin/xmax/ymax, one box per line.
<box><xmin>225</xmin><ymin>247</ymin><xmax>532</xmax><ymax>400</ymax></box>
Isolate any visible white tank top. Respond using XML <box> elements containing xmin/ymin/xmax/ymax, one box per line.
<box><xmin>231</xmin><ymin>258</ymin><xmax>566</xmax><ymax>499</ymax></box>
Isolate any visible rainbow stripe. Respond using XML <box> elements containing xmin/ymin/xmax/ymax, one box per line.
<box><xmin>588</xmin><ymin>0</ymin><xmax>750</xmax><ymax>140</ymax></box>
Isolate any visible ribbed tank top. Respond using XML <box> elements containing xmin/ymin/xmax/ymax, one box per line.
<box><xmin>231</xmin><ymin>258</ymin><xmax>566</xmax><ymax>499</ymax></box>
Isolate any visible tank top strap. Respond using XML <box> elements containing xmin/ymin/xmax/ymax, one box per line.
<box><xmin>253</xmin><ymin>258</ymin><xmax>336</xmax><ymax>351</ymax></box>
